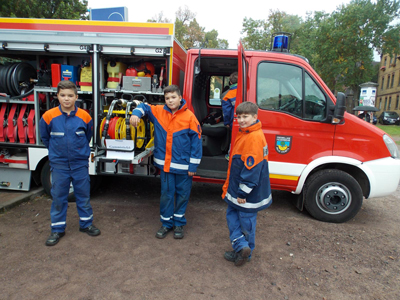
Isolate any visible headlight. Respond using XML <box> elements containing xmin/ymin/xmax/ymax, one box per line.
<box><xmin>383</xmin><ymin>134</ymin><xmax>400</xmax><ymax>158</ymax></box>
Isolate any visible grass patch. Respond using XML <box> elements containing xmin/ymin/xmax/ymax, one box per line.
<box><xmin>376</xmin><ymin>124</ymin><xmax>400</xmax><ymax>143</ymax></box>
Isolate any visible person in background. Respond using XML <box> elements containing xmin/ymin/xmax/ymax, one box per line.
<box><xmin>222</xmin><ymin>72</ymin><xmax>238</xmax><ymax>160</ymax></box>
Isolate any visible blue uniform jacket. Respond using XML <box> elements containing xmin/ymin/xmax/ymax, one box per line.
<box><xmin>222</xmin><ymin>121</ymin><xmax>272</xmax><ymax>213</ymax></box>
<box><xmin>222</xmin><ymin>83</ymin><xmax>237</xmax><ymax>127</ymax></box>
<box><xmin>39</xmin><ymin>105</ymin><xmax>93</xmax><ymax>170</ymax></box>
<box><xmin>132</xmin><ymin>99</ymin><xmax>202</xmax><ymax>174</ymax></box>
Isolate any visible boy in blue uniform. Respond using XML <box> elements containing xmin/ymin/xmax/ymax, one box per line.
<box><xmin>222</xmin><ymin>72</ymin><xmax>238</xmax><ymax>160</ymax></box>
<box><xmin>222</xmin><ymin>102</ymin><xmax>272</xmax><ymax>266</ymax></box>
<box><xmin>130</xmin><ymin>85</ymin><xmax>202</xmax><ymax>239</ymax></box>
<box><xmin>40</xmin><ymin>80</ymin><xmax>100</xmax><ymax>246</ymax></box>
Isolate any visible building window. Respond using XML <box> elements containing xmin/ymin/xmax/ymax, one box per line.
<box><xmin>389</xmin><ymin>97</ymin><xmax>392</xmax><ymax>110</ymax></box>
<box><xmin>397</xmin><ymin>95</ymin><xmax>400</xmax><ymax>110</ymax></box>
<box><xmin>387</xmin><ymin>75</ymin><xmax>391</xmax><ymax>89</ymax></box>
<box><xmin>379</xmin><ymin>98</ymin><xmax>382</xmax><ymax>109</ymax></box>
<box><xmin>384</xmin><ymin>57</ymin><xmax>387</xmax><ymax>67</ymax></box>
<box><xmin>382</xmin><ymin>77</ymin><xmax>385</xmax><ymax>90</ymax></box>
<box><xmin>398</xmin><ymin>71</ymin><xmax>400</xmax><ymax>86</ymax></box>
<box><xmin>385</xmin><ymin>97</ymin><xmax>387</xmax><ymax>110</ymax></box>
<box><xmin>391</xmin><ymin>73</ymin><xmax>395</xmax><ymax>88</ymax></box>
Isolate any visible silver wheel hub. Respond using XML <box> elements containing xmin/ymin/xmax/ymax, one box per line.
<box><xmin>316</xmin><ymin>182</ymin><xmax>351</xmax><ymax>215</ymax></box>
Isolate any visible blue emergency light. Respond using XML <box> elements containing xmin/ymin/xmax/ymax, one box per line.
<box><xmin>271</xmin><ymin>32</ymin><xmax>291</xmax><ymax>52</ymax></box>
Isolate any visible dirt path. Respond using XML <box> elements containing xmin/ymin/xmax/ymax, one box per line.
<box><xmin>0</xmin><ymin>177</ymin><xmax>399</xmax><ymax>299</ymax></box>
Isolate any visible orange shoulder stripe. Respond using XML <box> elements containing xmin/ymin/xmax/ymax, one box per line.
<box><xmin>43</xmin><ymin>107</ymin><xmax>62</xmax><ymax>125</ymax></box>
<box><xmin>75</xmin><ymin>108</ymin><xmax>92</xmax><ymax>124</ymax></box>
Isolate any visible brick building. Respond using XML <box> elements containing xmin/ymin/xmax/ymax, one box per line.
<box><xmin>376</xmin><ymin>53</ymin><xmax>400</xmax><ymax>114</ymax></box>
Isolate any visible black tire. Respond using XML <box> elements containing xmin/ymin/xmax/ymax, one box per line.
<box><xmin>40</xmin><ymin>160</ymin><xmax>102</xmax><ymax>202</ymax></box>
<box><xmin>304</xmin><ymin>169</ymin><xmax>363</xmax><ymax>223</ymax></box>
<box><xmin>41</xmin><ymin>160</ymin><xmax>76</xmax><ymax>202</ymax></box>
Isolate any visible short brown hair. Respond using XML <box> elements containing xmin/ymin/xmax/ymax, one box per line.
<box><xmin>236</xmin><ymin>102</ymin><xmax>258</xmax><ymax>115</ymax></box>
<box><xmin>57</xmin><ymin>80</ymin><xmax>78</xmax><ymax>95</ymax></box>
<box><xmin>164</xmin><ymin>85</ymin><xmax>181</xmax><ymax>96</ymax></box>
<box><xmin>229</xmin><ymin>72</ymin><xmax>238</xmax><ymax>85</ymax></box>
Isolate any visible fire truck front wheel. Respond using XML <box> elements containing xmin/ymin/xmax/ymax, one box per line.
<box><xmin>40</xmin><ymin>160</ymin><xmax>102</xmax><ymax>202</ymax></box>
<box><xmin>41</xmin><ymin>160</ymin><xmax>76</xmax><ymax>201</ymax></box>
<box><xmin>304</xmin><ymin>169</ymin><xmax>363</xmax><ymax>223</ymax></box>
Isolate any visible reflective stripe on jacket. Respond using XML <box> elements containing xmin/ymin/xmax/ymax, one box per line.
<box><xmin>132</xmin><ymin>99</ymin><xmax>202</xmax><ymax>174</ymax></box>
<box><xmin>40</xmin><ymin>105</ymin><xmax>92</xmax><ymax>170</ymax></box>
<box><xmin>222</xmin><ymin>120</ymin><xmax>272</xmax><ymax>213</ymax></box>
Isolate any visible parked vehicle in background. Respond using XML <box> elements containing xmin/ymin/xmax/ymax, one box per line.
<box><xmin>378</xmin><ymin>111</ymin><xmax>400</xmax><ymax>125</ymax></box>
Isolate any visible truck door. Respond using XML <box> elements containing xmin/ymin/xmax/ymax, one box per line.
<box><xmin>231</xmin><ymin>42</ymin><xmax>248</xmax><ymax>144</ymax></box>
<box><xmin>237</xmin><ymin>43</ymin><xmax>336</xmax><ymax>192</ymax></box>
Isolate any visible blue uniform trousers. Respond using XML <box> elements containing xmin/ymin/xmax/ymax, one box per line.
<box><xmin>160</xmin><ymin>170</ymin><xmax>193</xmax><ymax>228</ymax></box>
<box><xmin>50</xmin><ymin>166</ymin><xmax>93</xmax><ymax>232</ymax></box>
<box><xmin>226</xmin><ymin>205</ymin><xmax>257</xmax><ymax>256</ymax></box>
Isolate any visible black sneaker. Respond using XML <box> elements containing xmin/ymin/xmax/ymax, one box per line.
<box><xmin>224</xmin><ymin>250</ymin><xmax>251</xmax><ymax>263</ymax></box>
<box><xmin>234</xmin><ymin>247</ymin><xmax>251</xmax><ymax>266</ymax></box>
<box><xmin>155</xmin><ymin>226</ymin><xmax>172</xmax><ymax>239</ymax></box>
<box><xmin>173</xmin><ymin>226</ymin><xmax>184</xmax><ymax>239</ymax></box>
<box><xmin>45</xmin><ymin>232</ymin><xmax>65</xmax><ymax>246</ymax></box>
<box><xmin>79</xmin><ymin>225</ymin><xmax>101</xmax><ymax>236</ymax></box>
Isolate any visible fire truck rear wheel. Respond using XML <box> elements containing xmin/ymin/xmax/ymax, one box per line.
<box><xmin>304</xmin><ymin>169</ymin><xmax>363</xmax><ymax>223</ymax></box>
<box><xmin>41</xmin><ymin>160</ymin><xmax>101</xmax><ymax>202</ymax></box>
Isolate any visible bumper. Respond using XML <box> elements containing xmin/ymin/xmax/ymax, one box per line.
<box><xmin>361</xmin><ymin>157</ymin><xmax>400</xmax><ymax>198</ymax></box>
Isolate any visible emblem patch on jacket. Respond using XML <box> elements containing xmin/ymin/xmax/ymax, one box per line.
<box><xmin>275</xmin><ymin>136</ymin><xmax>292</xmax><ymax>154</ymax></box>
<box><xmin>246</xmin><ymin>156</ymin><xmax>255</xmax><ymax>168</ymax></box>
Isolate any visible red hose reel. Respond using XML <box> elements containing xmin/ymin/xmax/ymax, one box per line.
<box><xmin>0</xmin><ymin>101</ymin><xmax>36</xmax><ymax>144</ymax></box>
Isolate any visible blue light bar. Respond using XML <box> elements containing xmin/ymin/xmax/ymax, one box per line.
<box><xmin>273</xmin><ymin>35</ymin><xmax>289</xmax><ymax>52</ymax></box>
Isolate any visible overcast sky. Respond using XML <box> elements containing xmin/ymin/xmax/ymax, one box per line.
<box><xmin>87</xmin><ymin>0</ymin><xmax>353</xmax><ymax>49</ymax></box>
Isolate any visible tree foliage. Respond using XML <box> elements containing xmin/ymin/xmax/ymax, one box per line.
<box><xmin>241</xmin><ymin>10</ymin><xmax>302</xmax><ymax>50</ymax></box>
<box><xmin>0</xmin><ymin>0</ymin><xmax>88</xmax><ymax>20</ymax></box>
<box><xmin>295</xmin><ymin>0</ymin><xmax>400</xmax><ymax>98</ymax></box>
<box><xmin>173</xmin><ymin>6</ymin><xmax>228</xmax><ymax>49</ymax></box>
<box><xmin>147</xmin><ymin>12</ymin><xmax>171</xmax><ymax>23</ymax></box>
<box><xmin>241</xmin><ymin>1</ymin><xmax>400</xmax><ymax>101</ymax></box>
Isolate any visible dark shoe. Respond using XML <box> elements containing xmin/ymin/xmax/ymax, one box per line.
<box><xmin>155</xmin><ymin>226</ymin><xmax>172</xmax><ymax>239</ymax></box>
<box><xmin>224</xmin><ymin>250</ymin><xmax>251</xmax><ymax>263</ymax></box>
<box><xmin>173</xmin><ymin>226</ymin><xmax>184</xmax><ymax>239</ymax></box>
<box><xmin>45</xmin><ymin>232</ymin><xmax>65</xmax><ymax>246</ymax></box>
<box><xmin>234</xmin><ymin>247</ymin><xmax>251</xmax><ymax>266</ymax></box>
<box><xmin>79</xmin><ymin>225</ymin><xmax>101</xmax><ymax>236</ymax></box>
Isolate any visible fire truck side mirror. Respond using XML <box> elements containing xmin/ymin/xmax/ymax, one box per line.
<box><xmin>332</xmin><ymin>92</ymin><xmax>346</xmax><ymax>124</ymax></box>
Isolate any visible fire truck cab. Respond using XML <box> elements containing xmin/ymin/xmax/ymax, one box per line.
<box><xmin>183</xmin><ymin>38</ymin><xmax>400</xmax><ymax>223</ymax></box>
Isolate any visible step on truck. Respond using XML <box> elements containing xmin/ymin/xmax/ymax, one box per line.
<box><xmin>0</xmin><ymin>19</ymin><xmax>399</xmax><ymax>223</ymax></box>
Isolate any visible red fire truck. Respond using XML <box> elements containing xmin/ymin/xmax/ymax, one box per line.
<box><xmin>1</xmin><ymin>19</ymin><xmax>399</xmax><ymax>223</ymax></box>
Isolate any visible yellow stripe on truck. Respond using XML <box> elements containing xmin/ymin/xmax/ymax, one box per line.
<box><xmin>270</xmin><ymin>174</ymin><xmax>299</xmax><ymax>181</ymax></box>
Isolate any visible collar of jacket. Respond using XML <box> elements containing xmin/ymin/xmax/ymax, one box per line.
<box><xmin>239</xmin><ymin>120</ymin><xmax>261</xmax><ymax>133</ymax></box>
<box><xmin>230</xmin><ymin>83</ymin><xmax>238</xmax><ymax>89</ymax></box>
<box><xmin>58</xmin><ymin>105</ymin><xmax>77</xmax><ymax>116</ymax></box>
<box><xmin>163</xmin><ymin>98</ymin><xmax>188</xmax><ymax>114</ymax></box>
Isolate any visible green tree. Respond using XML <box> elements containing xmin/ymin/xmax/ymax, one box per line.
<box><xmin>174</xmin><ymin>6</ymin><xmax>228</xmax><ymax>49</ymax></box>
<box><xmin>296</xmin><ymin>0</ymin><xmax>400</xmax><ymax>99</ymax></box>
<box><xmin>0</xmin><ymin>0</ymin><xmax>88</xmax><ymax>19</ymax></box>
<box><xmin>241</xmin><ymin>10</ymin><xmax>302</xmax><ymax>50</ymax></box>
<box><xmin>204</xmin><ymin>30</ymin><xmax>228</xmax><ymax>49</ymax></box>
<box><xmin>147</xmin><ymin>12</ymin><xmax>171</xmax><ymax>23</ymax></box>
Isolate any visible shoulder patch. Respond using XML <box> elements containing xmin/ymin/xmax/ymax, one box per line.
<box><xmin>246</xmin><ymin>156</ymin><xmax>255</xmax><ymax>168</ymax></box>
